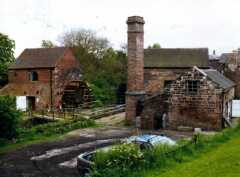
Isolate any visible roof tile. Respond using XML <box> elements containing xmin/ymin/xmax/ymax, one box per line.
<box><xmin>9</xmin><ymin>47</ymin><xmax>68</xmax><ymax>69</ymax></box>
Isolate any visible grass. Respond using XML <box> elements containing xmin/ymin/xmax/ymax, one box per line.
<box><xmin>0</xmin><ymin>117</ymin><xmax>97</xmax><ymax>154</ymax></box>
<box><xmin>90</xmin><ymin>124</ymin><xmax>240</xmax><ymax>177</ymax></box>
<box><xmin>144</xmin><ymin>131</ymin><xmax>240</xmax><ymax>177</ymax></box>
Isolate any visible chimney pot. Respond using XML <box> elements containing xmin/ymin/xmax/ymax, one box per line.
<box><xmin>127</xmin><ymin>16</ymin><xmax>145</xmax><ymax>24</ymax></box>
<box><xmin>127</xmin><ymin>16</ymin><xmax>145</xmax><ymax>33</ymax></box>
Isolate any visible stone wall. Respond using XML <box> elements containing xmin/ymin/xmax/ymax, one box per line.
<box><xmin>224</xmin><ymin>67</ymin><xmax>240</xmax><ymax>98</ymax></box>
<box><xmin>144</xmin><ymin>68</ymin><xmax>190</xmax><ymax>96</ymax></box>
<box><xmin>140</xmin><ymin>93</ymin><xmax>168</xmax><ymax>129</ymax></box>
<box><xmin>168</xmin><ymin>69</ymin><xmax>224</xmax><ymax>130</ymax></box>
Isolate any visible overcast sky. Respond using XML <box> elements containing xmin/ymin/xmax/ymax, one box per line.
<box><xmin>1</xmin><ymin>0</ymin><xmax>240</xmax><ymax>56</ymax></box>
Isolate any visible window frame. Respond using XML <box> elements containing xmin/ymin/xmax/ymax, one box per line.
<box><xmin>186</xmin><ymin>80</ymin><xmax>200</xmax><ymax>95</ymax></box>
<box><xmin>29</xmin><ymin>71</ymin><xmax>38</xmax><ymax>81</ymax></box>
<box><xmin>164</xmin><ymin>80</ymin><xmax>173</xmax><ymax>88</ymax></box>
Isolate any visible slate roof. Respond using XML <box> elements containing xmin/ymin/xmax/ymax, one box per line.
<box><xmin>9</xmin><ymin>47</ymin><xmax>68</xmax><ymax>69</ymax></box>
<box><xmin>219</xmin><ymin>52</ymin><xmax>239</xmax><ymax>64</ymax></box>
<box><xmin>144</xmin><ymin>48</ymin><xmax>209</xmax><ymax>68</ymax></box>
<box><xmin>209</xmin><ymin>54</ymin><xmax>220</xmax><ymax>61</ymax></box>
<box><xmin>202</xmin><ymin>69</ymin><xmax>235</xmax><ymax>90</ymax></box>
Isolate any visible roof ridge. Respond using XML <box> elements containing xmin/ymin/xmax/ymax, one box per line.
<box><xmin>24</xmin><ymin>47</ymin><xmax>67</xmax><ymax>50</ymax></box>
<box><xmin>10</xmin><ymin>47</ymin><xmax>70</xmax><ymax>69</ymax></box>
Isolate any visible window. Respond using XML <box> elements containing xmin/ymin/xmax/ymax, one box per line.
<box><xmin>186</xmin><ymin>80</ymin><xmax>200</xmax><ymax>95</ymax></box>
<box><xmin>29</xmin><ymin>71</ymin><xmax>38</xmax><ymax>81</ymax></box>
<box><xmin>164</xmin><ymin>80</ymin><xmax>173</xmax><ymax>88</ymax></box>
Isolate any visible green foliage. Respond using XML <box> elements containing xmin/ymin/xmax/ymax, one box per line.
<box><xmin>91</xmin><ymin>143</ymin><xmax>144</xmax><ymax>177</ymax></box>
<box><xmin>0</xmin><ymin>96</ymin><xmax>22</xmax><ymax>139</ymax></box>
<box><xmin>0</xmin><ymin>33</ymin><xmax>15</xmax><ymax>86</ymax></box>
<box><xmin>41</xmin><ymin>40</ymin><xmax>56</xmax><ymax>48</ymax></box>
<box><xmin>148</xmin><ymin>43</ymin><xmax>161</xmax><ymax>49</ymax></box>
<box><xmin>18</xmin><ymin>117</ymin><xmax>95</xmax><ymax>140</ymax></box>
<box><xmin>89</xmin><ymin>125</ymin><xmax>240</xmax><ymax>177</ymax></box>
<box><xmin>59</xmin><ymin>29</ymin><xmax>127</xmax><ymax>104</ymax></box>
<box><xmin>0</xmin><ymin>117</ymin><xmax>96</xmax><ymax>151</ymax></box>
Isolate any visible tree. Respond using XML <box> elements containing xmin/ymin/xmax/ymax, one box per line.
<box><xmin>89</xmin><ymin>48</ymin><xmax>127</xmax><ymax>104</ymax></box>
<box><xmin>0</xmin><ymin>33</ymin><xmax>15</xmax><ymax>86</ymax></box>
<box><xmin>0</xmin><ymin>96</ymin><xmax>21</xmax><ymax>139</ymax></box>
<box><xmin>58</xmin><ymin>29</ymin><xmax>109</xmax><ymax>59</ymax></box>
<box><xmin>58</xmin><ymin>28</ymin><xmax>127</xmax><ymax>104</ymax></box>
<box><xmin>41</xmin><ymin>40</ymin><xmax>56</xmax><ymax>48</ymax></box>
<box><xmin>148</xmin><ymin>43</ymin><xmax>161</xmax><ymax>49</ymax></box>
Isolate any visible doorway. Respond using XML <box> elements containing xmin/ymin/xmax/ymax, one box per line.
<box><xmin>27</xmin><ymin>96</ymin><xmax>36</xmax><ymax>111</ymax></box>
<box><xmin>154</xmin><ymin>112</ymin><xmax>163</xmax><ymax>130</ymax></box>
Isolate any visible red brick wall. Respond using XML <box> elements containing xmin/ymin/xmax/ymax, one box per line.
<box><xmin>7</xmin><ymin>48</ymin><xmax>80</xmax><ymax>110</ymax></box>
<box><xmin>125</xmin><ymin>16</ymin><xmax>145</xmax><ymax>125</ymax></box>
<box><xmin>7</xmin><ymin>69</ymin><xmax>51</xmax><ymax>110</ymax></box>
<box><xmin>8</xmin><ymin>69</ymin><xmax>51</xmax><ymax>83</ymax></box>
<box><xmin>53</xmin><ymin>48</ymin><xmax>81</xmax><ymax>107</ymax></box>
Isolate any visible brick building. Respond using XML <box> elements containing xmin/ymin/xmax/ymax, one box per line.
<box><xmin>125</xmin><ymin>16</ymin><xmax>235</xmax><ymax>130</ymax></box>
<box><xmin>208</xmin><ymin>49</ymin><xmax>240</xmax><ymax>98</ymax></box>
<box><xmin>0</xmin><ymin>47</ymin><xmax>93</xmax><ymax>111</ymax></box>
<box><xmin>209</xmin><ymin>50</ymin><xmax>225</xmax><ymax>73</ymax></box>
<box><xmin>167</xmin><ymin>67</ymin><xmax>235</xmax><ymax>130</ymax></box>
<box><xmin>220</xmin><ymin>50</ymin><xmax>240</xmax><ymax>98</ymax></box>
<box><xmin>144</xmin><ymin>48</ymin><xmax>209</xmax><ymax>96</ymax></box>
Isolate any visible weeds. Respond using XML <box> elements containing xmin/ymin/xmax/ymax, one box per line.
<box><xmin>90</xmin><ymin>124</ymin><xmax>240</xmax><ymax>177</ymax></box>
<box><xmin>0</xmin><ymin>117</ymin><xmax>96</xmax><ymax>153</ymax></box>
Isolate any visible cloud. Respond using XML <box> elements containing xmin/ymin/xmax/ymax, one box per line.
<box><xmin>1</xmin><ymin>0</ymin><xmax>240</xmax><ymax>56</ymax></box>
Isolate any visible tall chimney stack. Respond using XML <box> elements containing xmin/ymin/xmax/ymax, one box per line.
<box><xmin>125</xmin><ymin>16</ymin><xmax>145</xmax><ymax>125</ymax></box>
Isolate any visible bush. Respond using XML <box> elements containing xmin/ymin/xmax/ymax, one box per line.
<box><xmin>0</xmin><ymin>96</ymin><xmax>22</xmax><ymax>139</ymax></box>
<box><xmin>89</xmin><ymin>125</ymin><xmax>240</xmax><ymax>177</ymax></box>
<box><xmin>0</xmin><ymin>116</ymin><xmax>96</xmax><ymax>151</ymax></box>
<box><xmin>91</xmin><ymin>143</ymin><xmax>144</xmax><ymax>177</ymax></box>
<box><xmin>90</xmin><ymin>82</ymin><xmax>116</xmax><ymax>105</ymax></box>
<box><xmin>18</xmin><ymin>117</ymin><xmax>96</xmax><ymax>140</ymax></box>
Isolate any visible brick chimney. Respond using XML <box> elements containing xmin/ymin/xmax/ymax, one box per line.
<box><xmin>125</xmin><ymin>16</ymin><xmax>145</xmax><ymax>125</ymax></box>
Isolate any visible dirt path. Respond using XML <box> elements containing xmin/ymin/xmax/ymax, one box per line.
<box><xmin>95</xmin><ymin>112</ymin><xmax>125</xmax><ymax>126</ymax></box>
<box><xmin>0</xmin><ymin>127</ymin><xmax>132</xmax><ymax>177</ymax></box>
<box><xmin>0</xmin><ymin>112</ymin><xmax>193</xmax><ymax>177</ymax></box>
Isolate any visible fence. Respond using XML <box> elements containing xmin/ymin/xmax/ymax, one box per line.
<box><xmin>26</xmin><ymin>104</ymin><xmax>126</xmax><ymax>120</ymax></box>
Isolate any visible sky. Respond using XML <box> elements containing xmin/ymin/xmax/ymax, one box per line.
<box><xmin>1</xmin><ymin>0</ymin><xmax>240</xmax><ymax>57</ymax></box>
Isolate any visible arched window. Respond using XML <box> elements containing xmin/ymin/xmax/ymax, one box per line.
<box><xmin>29</xmin><ymin>71</ymin><xmax>38</xmax><ymax>81</ymax></box>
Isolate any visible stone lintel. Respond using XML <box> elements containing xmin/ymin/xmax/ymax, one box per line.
<box><xmin>126</xmin><ymin>91</ymin><xmax>146</xmax><ymax>96</ymax></box>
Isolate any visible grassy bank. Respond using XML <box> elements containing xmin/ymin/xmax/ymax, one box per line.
<box><xmin>145</xmin><ymin>133</ymin><xmax>240</xmax><ymax>177</ymax></box>
<box><xmin>90</xmin><ymin>125</ymin><xmax>240</xmax><ymax>177</ymax></box>
<box><xmin>0</xmin><ymin>117</ymin><xmax>96</xmax><ymax>154</ymax></box>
